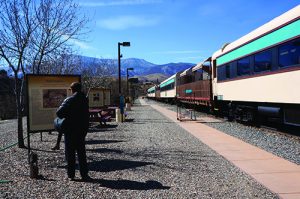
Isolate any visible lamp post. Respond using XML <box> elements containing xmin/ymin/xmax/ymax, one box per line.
<box><xmin>118</xmin><ymin>42</ymin><xmax>131</xmax><ymax>96</ymax></box>
<box><xmin>126</xmin><ymin>67</ymin><xmax>134</xmax><ymax>97</ymax></box>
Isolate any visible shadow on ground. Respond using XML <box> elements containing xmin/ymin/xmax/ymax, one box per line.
<box><xmin>88</xmin><ymin>159</ymin><xmax>154</xmax><ymax>172</ymax></box>
<box><xmin>87</xmin><ymin>148</ymin><xmax>123</xmax><ymax>154</ymax></box>
<box><xmin>81</xmin><ymin>178</ymin><xmax>170</xmax><ymax>190</ymax></box>
<box><xmin>85</xmin><ymin>139</ymin><xmax>124</xmax><ymax>145</ymax></box>
<box><xmin>125</xmin><ymin>118</ymin><xmax>134</xmax><ymax>122</ymax></box>
<box><xmin>88</xmin><ymin>124</ymin><xmax>118</xmax><ymax>132</ymax></box>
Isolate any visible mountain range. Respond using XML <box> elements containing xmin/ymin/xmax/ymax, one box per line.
<box><xmin>79</xmin><ymin>56</ymin><xmax>195</xmax><ymax>82</ymax></box>
<box><xmin>0</xmin><ymin>56</ymin><xmax>196</xmax><ymax>82</ymax></box>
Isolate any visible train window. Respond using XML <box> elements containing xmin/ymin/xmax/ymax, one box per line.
<box><xmin>237</xmin><ymin>57</ymin><xmax>250</xmax><ymax>76</ymax></box>
<box><xmin>225</xmin><ymin>64</ymin><xmax>230</xmax><ymax>78</ymax></box>
<box><xmin>160</xmin><ymin>82</ymin><xmax>174</xmax><ymax>91</ymax></box>
<box><xmin>217</xmin><ymin>65</ymin><xmax>226</xmax><ymax>81</ymax></box>
<box><xmin>254</xmin><ymin>50</ymin><xmax>272</xmax><ymax>72</ymax></box>
<box><xmin>279</xmin><ymin>39</ymin><xmax>300</xmax><ymax>67</ymax></box>
<box><xmin>197</xmin><ymin>69</ymin><xmax>203</xmax><ymax>81</ymax></box>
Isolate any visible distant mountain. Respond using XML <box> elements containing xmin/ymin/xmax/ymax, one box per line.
<box><xmin>119</xmin><ymin>58</ymin><xmax>157</xmax><ymax>75</ymax></box>
<box><xmin>77</xmin><ymin>55</ymin><xmax>195</xmax><ymax>78</ymax></box>
<box><xmin>0</xmin><ymin>55</ymin><xmax>195</xmax><ymax>82</ymax></box>
<box><xmin>78</xmin><ymin>56</ymin><xmax>156</xmax><ymax>75</ymax></box>
<box><xmin>144</xmin><ymin>62</ymin><xmax>195</xmax><ymax>76</ymax></box>
<box><xmin>137</xmin><ymin>73</ymin><xmax>169</xmax><ymax>83</ymax></box>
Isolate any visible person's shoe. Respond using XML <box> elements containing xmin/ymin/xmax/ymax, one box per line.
<box><xmin>51</xmin><ymin>145</ymin><xmax>60</xmax><ymax>150</ymax></box>
<box><xmin>81</xmin><ymin>175</ymin><xmax>93</xmax><ymax>182</ymax></box>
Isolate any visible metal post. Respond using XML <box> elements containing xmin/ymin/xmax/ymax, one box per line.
<box><xmin>27</xmin><ymin>131</ymin><xmax>30</xmax><ymax>163</ymax></box>
<box><xmin>126</xmin><ymin>67</ymin><xmax>133</xmax><ymax>99</ymax></box>
<box><xmin>117</xmin><ymin>41</ymin><xmax>130</xmax><ymax>105</ymax></box>
<box><xmin>118</xmin><ymin>43</ymin><xmax>121</xmax><ymax>96</ymax></box>
<box><xmin>127</xmin><ymin>69</ymin><xmax>129</xmax><ymax>96</ymax></box>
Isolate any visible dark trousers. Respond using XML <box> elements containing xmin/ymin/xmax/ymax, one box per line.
<box><xmin>55</xmin><ymin>131</ymin><xmax>63</xmax><ymax>147</ymax></box>
<box><xmin>64</xmin><ymin>133</ymin><xmax>88</xmax><ymax>178</ymax></box>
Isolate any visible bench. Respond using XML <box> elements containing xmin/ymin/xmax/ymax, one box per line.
<box><xmin>99</xmin><ymin>110</ymin><xmax>112</xmax><ymax>126</ymax></box>
<box><xmin>89</xmin><ymin>109</ymin><xmax>112</xmax><ymax>126</ymax></box>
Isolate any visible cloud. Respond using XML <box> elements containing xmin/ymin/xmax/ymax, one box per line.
<box><xmin>64</xmin><ymin>37</ymin><xmax>95</xmax><ymax>50</ymax></box>
<box><xmin>79</xmin><ymin>0</ymin><xmax>162</xmax><ymax>7</ymax></box>
<box><xmin>97</xmin><ymin>15</ymin><xmax>159</xmax><ymax>30</ymax></box>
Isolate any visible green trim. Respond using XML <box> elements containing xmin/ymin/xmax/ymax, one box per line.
<box><xmin>160</xmin><ymin>78</ymin><xmax>175</xmax><ymax>88</ymax></box>
<box><xmin>0</xmin><ymin>180</ymin><xmax>12</xmax><ymax>183</ymax></box>
<box><xmin>217</xmin><ymin>19</ymin><xmax>300</xmax><ymax>66</ymax></box>
<box><xmin>147</xmin><ymin>87</ymin><xmax>155</xmax><ymax>92</ymax></box>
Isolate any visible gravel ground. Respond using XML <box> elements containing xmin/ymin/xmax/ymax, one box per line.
<box><xmin>0</xmin><ymin>100</ymin><xmax>277</xmax><ymax>198</ymax></box>
<box><xmin>0</xmin><ymin>118</ymin><xmax>27</xmax><ymax>149</ymax></box>
<box><xmin>145</xmin><ymin>98</ymin><xmax>300</xmax><ymax>165</ymax></box>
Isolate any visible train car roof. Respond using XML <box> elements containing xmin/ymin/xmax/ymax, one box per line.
<box><xmin>180</xmin><ymin>67</ymin><xmax>193</xmax><ymax>77</ymax></box>
<box><xmin>159</xmin><ymin>74</ymin><xmax>176</xmax><ymax>88</ymax></box>
<box><xmin>147</xmin><ymin>85</ymin><xmax>156</xmax><ymax>92</ymax></box>
<box><xmin>192</xmin><ymin>57</ymin><xmax>211</xmax><ymax>72</ymax></box>
<box><xmin>160</xmin><ymin>74</ymin><xmax>176</xmax><ymax>84</ymax></box>
<box><xmin>212</xmin><ymin>5</ymin><xmax>300</xmax><ymax>60</ymax></box>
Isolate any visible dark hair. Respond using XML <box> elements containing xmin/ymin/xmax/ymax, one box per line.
<box><xmin>70</xmin><ymin>82</ymin><xmax>81</xmax><ymax>92</ymax></box>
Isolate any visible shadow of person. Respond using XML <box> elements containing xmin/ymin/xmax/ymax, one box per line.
<box><xmin>125</xmin><ymin>118</ymin><xmax>134</xmax><ymax>122</ymax></box>
<box><xmin>88</xmin><ymin>159</ymin><xmax>154</xmax><ymax>172</ymax></box>
<box><xmin>85</xmin><ymin>140</ymin><xmax>124</xmax><ymax>145</ymax></box>
<box><xmin>86</xmin><ymin>148</ymin><xmax>123</xmax><ymax>154</ymax></box>
<box><xmin>95</xmin><ymin>124</ymin><xmax>118</xmax><ymax>129</ymax></box>
<box><xmin>79</xmin><ymin>178</ymin><xmax>170</xmax><ymax>190</ymax></box>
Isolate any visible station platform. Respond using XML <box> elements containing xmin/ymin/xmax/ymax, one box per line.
<box><xmin>140</xmin><ymin>99</ymin><xmax>300</xmax><ymax>199</ymax></box>
<box><xmin>1</xmin><ymin>99</ymin><xmax>300</xmax><ymax>198</ymax></box>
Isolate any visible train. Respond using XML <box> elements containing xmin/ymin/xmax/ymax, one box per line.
<box><xmin>147</xmin><ymin>5</ymin><xmax>300</xmax><ymax>127</ymax></box>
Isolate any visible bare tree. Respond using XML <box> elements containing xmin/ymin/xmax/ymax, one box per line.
<box><xmin>37</xmin><ymin>47</ymin><xmax>82</xmax><ymax>74</ymax></box>
<box><xmin>82</xmin><ymin>58</ymin><xmax>117</xmax><ymax>90</ymax></box>
<box><xmin>0</xmin><ymin>0</ymin><xmax>88</xmax><ymax>147</ymax></box>
<box><xmin>0</xmin><ymin>0</ymin><xmax>35</xmax><ymax>148</ymax></box>
<box><xmin>29</xmin><ymin>0</ymin><xmax>88</xmax><ymax>74</ymax></box>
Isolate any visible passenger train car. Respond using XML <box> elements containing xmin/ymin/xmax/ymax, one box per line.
<box><xmin>147</xmin><ymin>86</ymin><xmax>156</xmax><ymax>98</ymax></box>
<box><xmin>176</xmin><ymin>58</ymin><xmax>212</xmax><ymax>107</ymax></box>
<box><xmin>146</xmin><ymin>5</ymin><xmax>300</xmax><ymax>126</ymax></box>
<box><xmin>159</xmin><ymin>74</ymin><xmax>179</xmax><ymax>102</ymax></box>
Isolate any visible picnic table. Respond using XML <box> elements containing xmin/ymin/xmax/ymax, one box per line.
<box><xmin>89</xmin><ymin>108</ymin><xmax>112</xmax><ymax>126</ymax></box>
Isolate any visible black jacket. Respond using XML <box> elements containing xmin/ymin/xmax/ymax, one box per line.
<box><xmin>56</xmin><ymin>91</ymin><xmax>89</xmax><ymax>136</ymax></box>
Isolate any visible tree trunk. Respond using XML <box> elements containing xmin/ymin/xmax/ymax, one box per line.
<box><xmin>15</xmin><ymin>75</ymin><xmax>25</xmax><ymax>148</ymax></box>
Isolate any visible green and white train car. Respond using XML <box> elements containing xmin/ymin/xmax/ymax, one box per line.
<box><xmin>159</xmin><ymin>74</ymin><xmax>179</xmax><ymax>101</ymax></box>
<box><xmin>147</xmin><ymin>86</ymin><xmax>156</xmax><ymax>98</ymax></box>
<box><xmin>212</xmin><ymin>5</ymin><xmax>300</xmax><ymax>125</ymax></box>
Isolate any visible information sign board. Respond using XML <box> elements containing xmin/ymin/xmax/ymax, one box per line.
<box><xmin>26</xmin><ymin>74</ymin><xmax>80</xmax><ymax>132</ymax></box>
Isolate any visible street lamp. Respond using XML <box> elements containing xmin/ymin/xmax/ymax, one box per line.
<box><xmin>118</xmin><ymin>42</ymin><xmax>131</xmax><ymax>96</ymax></box>
<box><xmin>127</xmin><ymin>67</ymin><xmax>134</xmax><ymax>97</ymax></box>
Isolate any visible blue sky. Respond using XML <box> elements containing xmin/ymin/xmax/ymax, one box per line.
<box><xmin>74</xmin><ymin>0</ymin><xmax>299</xmax><ymax>65</ymax></box>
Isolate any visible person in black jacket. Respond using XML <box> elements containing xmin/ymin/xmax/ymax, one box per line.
<box><xmin>56</xmin><ymin>82</ymin><xmax>90</xmax><ymax>181</ymax></box>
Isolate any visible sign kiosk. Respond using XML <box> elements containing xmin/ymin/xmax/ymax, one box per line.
<box><xmin>26</xmin><ymin>74</ymin><xmax>81</xmax><ymax>166</ymax></box>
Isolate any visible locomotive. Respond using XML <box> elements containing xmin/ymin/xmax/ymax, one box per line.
<box><xmin>147</xmin><ymin>5</ymin><xmax>300</xmax><ymax>127</ymax></box>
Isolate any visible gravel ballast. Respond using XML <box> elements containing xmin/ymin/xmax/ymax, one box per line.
<box><xmin>0</xmin><ymin>100</ymin><xmax>277</xmax><ymax>198</ymax></box>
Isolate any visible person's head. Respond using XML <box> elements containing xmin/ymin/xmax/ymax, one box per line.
<box><xmin>70</xmin><ymin>82</ymin><xmax>81</xmax><ymax>94</ymax></box>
